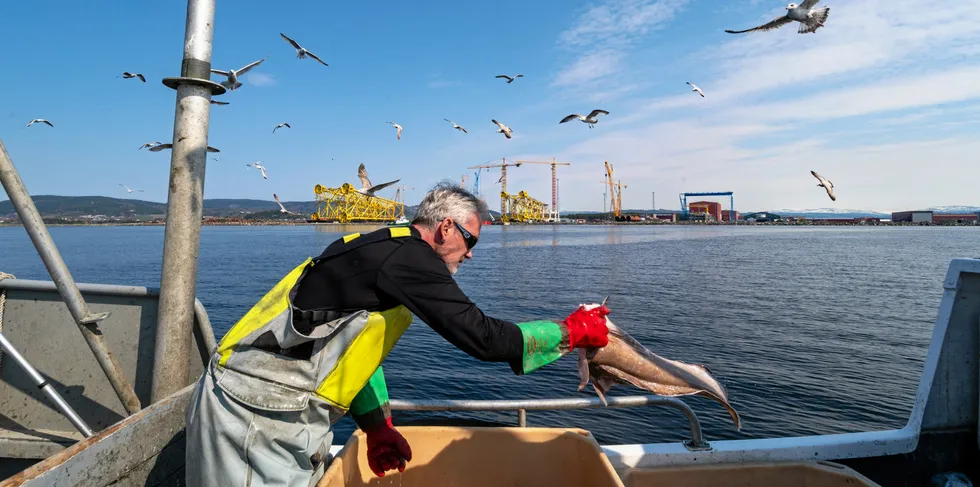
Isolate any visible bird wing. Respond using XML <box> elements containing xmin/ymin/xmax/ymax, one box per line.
<box><xmin>459</xmin><ymin>126</ymin><xmax>468</xmax><ymax>134</ymax></box>
<box><xmin>588</xmin><ymin>109</ymin><xmax>610</xmax><ymax>118</ymax></box>
<box><xmin>515</xmin><ymin>74</ymin><xmax>524</xmax><ymax>78</ymax></box>
<box><xmin>560</xmin><ymin>114</ymin><xmax>581</xmax><ymax>124</ymax></box>
<box><xmin>210</xmin><ymin>69</ymin><xmax>229</xmax><ymax>76</ymax></box>
<box><xmin>800</xmin><ymin>0</ymin><xmax>821</xmax><ymax>9</ymax></box>
<box><xmin>444</xmin><ymin>118</ymin><xmax>454</xmax><ymax>124</ymax></box>
<box><xmin>725</xmin><ymin>15</ymin><xmax>793</xmax><ymax>34</ymax></box>
<box><xmin>236</xmin><ymin>58</ymin><xmax>266</xmax><ymax>75</ymax></box>
<box><xmin>206</xmin><ymin>146</ymin><xmax>220</xmax><ymax>153</ymax></box>
<box><xmin>396</xmin><ymin>126</ymin><xmax>402</xmax><ymax>139</ymax></box>
<box><xmin>810</xmin><ymin>170</ymin><xmax>825</xmax><ymax>183</ymax></box>
<box><xmin>148</xmin><ymin>143</ymin><xmax>173</xmax><ymax>152</ymax></box>
<box><xmin>260</xmin><ymin>167</ymin><xmax>267</xmax><ymax>179</ymax></box>
<box><xmin>280</xmin><ymin>33</ymin><xmax>302</xmax><ymax>50</ymax></box>
<box><xmin>358</xmin><ymin>164</ymin><xmax>372</xmax><ymax>189</ymax></box>
<box><xmin>492</xmin><ymin>119</ymin><xmax>504</xmax><ymax>129</ymax></box>
<box><xmin>120</xmin><ymin>184</ymin><xmax>129</xmax><ymax>190</ymax></box>
<box><xmin>137</xmin><ymin>74</ymin><xmax>146</xmax><ymax>82</ymax></box>
<box><xmin>369</xmin><ymin>179</ymin><xmax>400</xmax><ymax>194</ymax></box>
<box><xmin>274</xmin><ymin>193</ymin><xmax>287</xmax><ymax>211</ymax></box>
<box><xmin>305</xmin><ymin>51</ymin><xmax>329</xmax><ymax>66</ymax></box>
<box><xmin>42</xmin><ymin>120</ymin><xmax>54</xmax><ymax>127</ymax></box>
<box><xmin>495</xmin><ymin>75</ymin><xmax>512</xmax><ymax>81</ymax></box>
<box><xmin>211</xmin><ymin>100</ymin><xmax>230</xmax><ymax>105</ymax></box>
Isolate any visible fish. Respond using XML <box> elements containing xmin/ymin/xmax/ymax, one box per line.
<box><xmin>576</xmin><ymin>298</ymin><xmax>742</xmax><ymax>430</ymax></box>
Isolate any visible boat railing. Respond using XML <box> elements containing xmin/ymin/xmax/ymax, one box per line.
<box><xmin>389</xmin><ymin>395</ymin><xmax>711</xmax><ymax>451</ymax></box>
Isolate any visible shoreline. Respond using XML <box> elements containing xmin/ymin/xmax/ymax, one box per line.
<box><xmin>1</xmin><ymin>220</ymin><xmax>978</xmax><ymax>228</ymax></box>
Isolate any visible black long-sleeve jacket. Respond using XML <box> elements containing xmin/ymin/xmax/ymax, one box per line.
<box><xmin>293</xmin><ymin>225</ymin><xmax>525</xmax><ymax>366</ymax></box>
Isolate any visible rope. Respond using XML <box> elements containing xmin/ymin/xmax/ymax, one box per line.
<box><xmin>0</xmin><ymin>272</ymin><xmax>15</xmax><ymax>372</ymax></box>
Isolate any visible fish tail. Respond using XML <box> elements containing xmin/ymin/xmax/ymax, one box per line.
<box><xmin>577</xmin><ymin>349</ymin><xmax>590</xmax><ymax>391</ymax></box>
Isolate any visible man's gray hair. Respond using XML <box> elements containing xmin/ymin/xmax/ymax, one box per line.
<box><xmin>412</xmin><ymin>181</ymin><xmax>487</xmax><ymax>227</ymax></box>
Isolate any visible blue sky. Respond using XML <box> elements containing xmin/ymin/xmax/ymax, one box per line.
<box><xmin>2</xmin><ymin>0</ymin><xmax>978</xmax><ymax>213</ymax></box>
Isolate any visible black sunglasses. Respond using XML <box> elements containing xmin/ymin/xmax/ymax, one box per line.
<box><xmin>452</xmin><ymin>220</ymin><xmax>479</xmax><ymax>250</ymax></box>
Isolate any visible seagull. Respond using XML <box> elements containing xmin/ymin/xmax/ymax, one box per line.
<box><xmin>686</xmin><ymin>82</ymin><xmax>705</xmax><ymax>97</ymax></box>
<box><xmin>210</xmin><ymin>100</ymin><xmax>229</xmax><ymax>106</ymax></box>
<box><xmin>386</xmin><ymin>121</ymin><xmax>402</xmax><ymax>140</ymax></box>
<box><xmin>119</xmin><ymin>72</ymin><xmax>146</xmax><ymax>82</ymax></box>
<box><xmin>26</xmin><ymin>119</ymin><xmax>53</xmax><ymax>128</ymax></box>
<box><xmin>139</xmin><ymin>142</ymin><xmax>163</xmax><ymax>150</ymax></box>
<box><xmin>247</xmin><ymin>162</ymin><xmax>268</xmax><ymax>179</ymax></box>
<box><xmin>444</xmin><ymin>119</ymin><xmax>468</xmax><ymax>134</ymax></box>
<box><xmin>280</xmin><ymin>33</ymin><xmax>329</xmax><ymax>66</ymax></box>
<box><xmin>210</xmin><ymin>57</ymin><xmax>266</xmax><ymax>91</ymax></box>
<box><xmin>147</xmin><ymin>143</ymin><xmax>221</xmax><ymax>153</ymax></box>
<box><xmin>495</xmin><ymin>74</ymin><xmax>524</xmax><ymax>84</ymax></box>
<box><xmin>491</xmin><ymin>119</ymin><xmax>513</xmax><ymax>139</ymax></box>
<box><xmin>273</xmin><ymin>193</ymin><xmax>298</xmax><ymax>214</ymax></box>
<box><xmin>273</xmin><ymin>122</ymin><xmax>291</xmax><ymax>134</ymax></box>
<box><xmin>357</xmin><ymin>163</ymin><xmax>400</xmax><ymax>197</ymax></box>
<box><xmin>119</xmin><ymin>184</ymin><xmax>144</xmax><ymax>193</ymax></box>
<box><xmin>559</xmin><ymin>109</ymin><xmax>610</xmax><ymax>129</ymax></box>
<box><xmin>725</xmin><ymin>1</ymin><xmax>830</xmax><ymax>35</ymax></box>
<box><xmin>810</xmin><ymin>170</ymin><xmax>836</xmax><ymax>201</ymax></box>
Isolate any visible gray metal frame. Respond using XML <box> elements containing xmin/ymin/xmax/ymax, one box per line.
<box><xmin>0</xmin><ymin>140</ymin><xmax>142</xmax><ymax>415</ymax></box>
<box><xmin>390</xmin><ymin>395</ymin><xmax>709</xmax><ymax>450</ymax></box>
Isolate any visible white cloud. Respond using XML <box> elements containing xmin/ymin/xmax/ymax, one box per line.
<box><xmin>552</xmin><ymin>0</ymin><xmax>690</xmax><ymax>91</ymax></box>
<box><xmin>247</xmin><ymin>72</ymin><xmax>277</xmax><ymax>87</ymax></box>
<box><xmin>525</xmin><ymin>0</ymin><xmax>980</xmax><ymax>212</ymax></box>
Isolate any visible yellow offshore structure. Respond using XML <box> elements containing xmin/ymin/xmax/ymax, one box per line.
<box><xmin>308</xmin><ymin>183</ymin><xmax>404</xmax><ymax>223</ymax></box>
<box><xmin>500</xmin><ymin>190</ymin><xmax>549</xmax><ymax>223</ymax></box>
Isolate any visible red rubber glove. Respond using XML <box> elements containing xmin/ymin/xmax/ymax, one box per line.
<box><xmin>363</xmin><ymin>417</ymin><xmax>412</xmax><ymax>477</ymax></box>
<box><xmin>562</xmin><ymin>304</ymin><xmax>611</xmax><ymax>350</ymax></box>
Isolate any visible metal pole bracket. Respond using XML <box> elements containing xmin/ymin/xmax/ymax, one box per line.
<box><xmin>80</xmin><ymin>311</ymin><xmax>110</xmax><ymax>325</ymax></box>
<box><xmin>683</xmin><ymin>439</ymin><xmax>713</xmax><ymax>452</ymax></box>
<box><xmin>161</xmin><ymin>77</ymin><xmax>226</xmax><ymax>96</ymax></box>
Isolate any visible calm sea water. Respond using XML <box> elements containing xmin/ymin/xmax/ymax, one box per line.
<box><xmin>1</xmin><ymin>224</ymin><xmax>978</xmax><ymax>445</ymax></box>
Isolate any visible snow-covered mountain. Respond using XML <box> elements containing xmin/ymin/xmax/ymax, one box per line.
<box><xmin>923</xmin><ymin>206</ymin><xmax>980</xmax><ymax>214</ymax></box>
<box><xmin>767</xmin><ymin>208</ymin><xmax>892</xmax><ymax>219</ymax></box>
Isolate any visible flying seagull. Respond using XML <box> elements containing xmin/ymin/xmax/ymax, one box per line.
<box><xmin>686</xmin><ymin>82</ymin><xmax>705</xmax><ymax>97</ymax></box>
<box><xmin>26</xmin><ymin>119</ymin><xmax>53</xmax><ymax>128</ymax></box>
<box><xmin>273</xmin><ymin>193</ymin><xmax>298</xmax><ymax>214</ymax></box>
<box><xmin>559</xmin><ymin>109</ymin><xmax>610</xmax><ymax>128</ymax></box>
<box><xmin>210</xmin><ymin>100</ymin><xmax>229</xmax><ymax>106</ymax></box>
<box><xmin>147</xmin><ymin>143</ymin><xmax>220</xmax><ymax>153</ymax></box>
<box><xmin>210</xmin><ymin>57</ymin><xmax>266</xmax><ymax>91</ymax></box>
<box><xmin>495</xmin><ymin>74</ymin><xmax>524</xmax><ymax>84</ymax></box>
<box><xmin>280</xmin><ymin>33</ymin><xmax>329</xmax><ymax>66</ymax></box>
<box><xmin>810</xmin><ymin>170</ymin><xmax>836</xmax><ymax>201</ymax></box>
<box><xmin>725</xmin><ymin>1</ymin><xmax>830</xmax><ymax>35</ymax></box>
<box><xmin>139</xmin><ymin>142</ymin><xmax>163</xmax><ymax>150</ymax></box>
<box><xmin>444</xmin><ymin>118</ymin><xmax>468</xmax><ymax>134</ymax></box>
<box><xmin>119</xmin><ymin>72</ymin><xmax>146</xmax><ymax>82</ymax></box>
<box><xmin>357</xmin><ymin>163</ymin><xmax>400</xmax><ymax>197</ymax></box>
<box><xmin>247</xmin><ymin>161</ymin><xmax>268</xmax><ymax>179</ymax></box>
<box><xmin>491</xmin><ymin>119</ymin><xmax>513</xmax><ymax>139</ymax></box>
<box><xmin>386</xmin><ymin>121</ymin><xmax>402</xmax><ymax>140</ymax></box>
<box><xmin>119</xmin><ymin>184</ymin><xmax>144</xmax><ymax>193</ymax></box>
<box><xmin>273</xmin><ymin>122</ymin><xmax>291</xmax><ymax>134</ymax></box>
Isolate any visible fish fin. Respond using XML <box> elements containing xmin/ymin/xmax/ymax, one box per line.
<box><xmin>600</xmin><ymin>295</ymin><xmax>609</xmax><ymax>307</ymax></box>
<box><xmin>591</xmin><ymin>374</ymin><xmax>616</xmax><ymax>406</ymax></box>
<box><xmin>697</xmin><ymin>391</ymin><xmax>742</xmax><ymax>431</ymax></box>
<box><xmin>577</xmin><ymin>349</ymin><xmax>590</xmax><ymax>391</ymax></box>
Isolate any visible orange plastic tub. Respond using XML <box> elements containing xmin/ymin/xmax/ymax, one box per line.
<box><xmin>317</xmin><ymin>426</ymin><xmax>625</xmax><ymax>487</ymax></box>
<box><xmin>623</xmin><ymin>460</ymin><xmax>880</xmax><ymax>487</ymax></box>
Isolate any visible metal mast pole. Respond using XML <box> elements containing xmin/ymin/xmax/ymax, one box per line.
<box><xmin>500</xmin><ymin>160</ymin><xmax>508</xmax><ymax>216</ymax></box>
<box><xmin>152</xmin><ymin>0</ymin><xmax>225</xmax><ymax>402</ymax></box>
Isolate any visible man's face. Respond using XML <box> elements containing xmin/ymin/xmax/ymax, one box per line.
<box><xmin>436</xmin><ymin>213</ymin><xmax>481</xmax><ymax>275</ymax></box>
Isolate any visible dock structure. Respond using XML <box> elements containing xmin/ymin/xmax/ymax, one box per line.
<box><xmin>308</xmin><ymin>183</ymin><xmax>403</xmax><ymax>223</ymax></box>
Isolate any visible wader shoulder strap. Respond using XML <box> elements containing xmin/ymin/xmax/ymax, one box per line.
<box><xmin>311</xmin><ymin>226</ymin><xmax>414</xmax><ymax>265</ymax></box>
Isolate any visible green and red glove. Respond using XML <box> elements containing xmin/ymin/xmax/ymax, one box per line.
<box><xmin>562</xmin><ymin>303</ymin><xmax>611</xmax><ymax>350</ymax></box>
<box><xmin>363</xmin><ymin>417</ymin><xmax>412</xmax><ymax>477</ymax></box>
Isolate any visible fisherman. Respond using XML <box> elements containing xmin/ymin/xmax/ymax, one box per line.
<box><xmin>185</xmin><ymin>182</ymin><xmax>611</xmax><ymax>487</ymax></box>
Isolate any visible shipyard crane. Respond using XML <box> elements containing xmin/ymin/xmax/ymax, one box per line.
<box><xmin>467</xmin><ymin>158</ymin><xmax>523</xmax><ymax>215</ymax></box>
<box><xmin>461</xmin><ymin>174</ymin><xmax>469</xmax><ymax>187</ymax></box>
<box><xmin>600</xmin><ymin>161</ymin><xmax>627</xmax><ymax>219</ymax></box>
<box><xmin>515</xmin><ymin>157</ymin><xmax>571</xmax><ymax>222</ymax></box>
<box><xmin>393</xmin><ymin>185</ymin><xmax>414</xmax><ymax>218</ymax></box>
